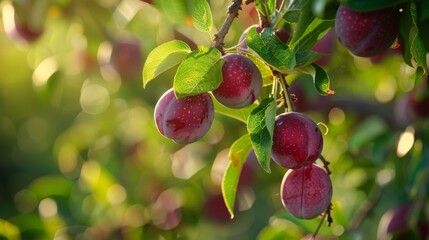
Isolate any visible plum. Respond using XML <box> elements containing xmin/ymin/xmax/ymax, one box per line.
<box><xmin>335</xmin><ymin>4</ymin><xmax>400</xmax><ymax>57</ymax></box>
<box><xmin>110</xmin><ymin>38</ymin><xmax>143</xmax><ymax>80</ymax></box>
<box><xmin>378</xmin><ymin>204</ymin><xmax>429</xmax><ymax>240</ymax></box>
<box><xmin>271</xmin><ymin>112</ymin><xmax>323</xmax><ymax>169</ymax></box>
<box><xmin>274</xmin><ymin>28</ymin><xmax>291</xmax><ymax>44</ymax></box>
<box><xmin>280</xmin><ymin>164</ymin><xmax>332</xmax><ymax>219</ymax></box>
<box><xmin>154</xmin><ymin>89</ymin><xmax>214</xmax><ymax>144</ymax></box>
<box><xmin>2</xmin><ymin>2</ymin><xmax>43</xmax><ymax>44</ymax></box>
<box><xmin>312</xmin><ymin>29</ymin><xmax>335</xmax><ymax>66</ymax></box>
<box><xmin>212</xmin><ymin>54</ymin><xmax>262</xmax><ymax>108</ymax></box>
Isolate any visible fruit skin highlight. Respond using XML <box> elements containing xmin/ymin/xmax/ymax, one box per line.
<box><xmin>271</xmin><ymin>112</ymin><xmax>323</xmax><ymax>169</ymax></box>
<box><xmin>280</xmin><ymin>164</ymin><xmax>333</xmax><ymax>219</ymax></box>
<box><xmin>154</xmin><ymin>89</ymin><xmax>214</xmax><ymax>144</ymax></box>
<box><xmin>335</xmin><ymin>4</ymin><xmax>400</xmax><ymax>57</ymax></box>
<box><xmin>213</xmin><ymin>54</ymin><xmax>262</xmax><ymax>109</ymax></box>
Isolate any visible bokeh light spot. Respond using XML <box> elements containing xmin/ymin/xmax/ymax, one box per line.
<box><xmin>39</xmin><ymin>198</ymin><xmax>58</xmax><ymax>218</ymax></box>
<box><xmin>80</xmin><ymin>83</ymin><xmax>110</xmax><ymax>114</ymax></box>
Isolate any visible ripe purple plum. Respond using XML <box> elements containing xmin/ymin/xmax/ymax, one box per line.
<box><xmin>274</xmin><ymin>28</ymin><xmax>291</xmax><ymax>44</ymax></box>
<box><xmin>410</xmin><ymin>90</ymin><xmax>429</xmax><ymax>118</ymax></box>
<box><xmin>312</xmin><ymin>29</ymin><xmax>335</xmax><ymax>66</ymax></box>
<box><xmin>2</xmin><ymin>2</ymin><xmax>43</xmax><ymax>44</ymax></box>
<box><xmin>154</xmin><ymin>89</ymin><xmax>214</xmax><ymax>144</ymax></box>
<box><xmin>213</xmin><ymin>54</ymin><xmax>262</xmax><ymax>108</ymax></box>
<box><xmin>335</xmin><ymin>4</ymin><xmax>400</xmax><ymax>57</ymax></box>
<box><xmin>281</xmin><ymin>164</ymin><xmax>332</xmax><ymax>219</ymax></box>
<box><xmin>378</xmin><ymin>204</ymin><xmax>429</xmax><ymax>239</ymax></box>
<box><xmin>271</xmin><ymin>112</ymin><xmax>323</xmax><ymax>169</ymax></box>
<box><xmin>110</xmin><ymin>38</ymin><xmax>143</xmax><ymax>80</ymax></box>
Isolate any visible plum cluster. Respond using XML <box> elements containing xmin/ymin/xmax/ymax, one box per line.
<box><xmin>273</xmin><ymin>112</ymin><xmax>333</xmax><ymax>219</ymax></box>
<box><xmin>154</xmin><ymin>54</ymin><xmax>262</xmax><ymax>144</ymax></box>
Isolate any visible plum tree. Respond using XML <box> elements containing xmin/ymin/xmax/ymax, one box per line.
<box><xmin>280</xmin><ymin>164</ymin><xmax>332</xmax><ymax>219</ymax></box>
<box><xmin>335</xmin><ymin>4</ymin><xmax>400</xmax><ymax>57</ymax></box>
<box><xmin>271</xmin><ymin>112</ymin><xmax>323</xmax><ymax>169</ymax></box>
<box><xmin>212</xmin><ymin>54</ymin><xmax>262</xmax><ymax>108</ymax></box>
<box><xmin>154</xmin><ymin>89</ymin><xmax>214</xmax><ymax>144</ymax></box>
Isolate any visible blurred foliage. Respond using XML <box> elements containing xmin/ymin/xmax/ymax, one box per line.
<box><xmin>0</xmin><ymin>0</ymin><xmax>428</xmax><ymax>239</ymax></box>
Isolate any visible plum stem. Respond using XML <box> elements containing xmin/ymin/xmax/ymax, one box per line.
<box><xmin>310</xmin><ymin>210</ymin><xmax>327</xmax><ymax>240</ymax></box>
<box><xmin>278</xmin><ymin>73</ymin><xmax>295</xmax><ymax>112</ymax></box>
<box><xmin>213</xmin><ymin>0</ymin><xmax>243</xmax><ymax>54</ymax></box>
<box><xmin>319</xmin><ymin>155</ymin><xmax>331</xmax><ymax>175</ymax></box>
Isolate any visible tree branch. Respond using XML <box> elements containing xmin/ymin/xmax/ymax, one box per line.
<box><xmin>213</xmin><ymin>0</ymin><xmax>243</xmax><ymax>53</ymax></box>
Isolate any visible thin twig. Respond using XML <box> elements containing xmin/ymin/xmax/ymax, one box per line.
<box><xmin>319</xmin><ymin>155</ymin><xmax>331</xmax><ymax>175</ymax></box>
<box><xmin>309</xmin><ymin>211</ymin><xmax>327</xmax><ymax>240</ymax></box>
<box><xmin>278</xmin><ymin>73</ymin><xmax>295</xmax><ymax>112</ymax></box>
<box><xmin>213</xmin><ymin>0</ymin><xmax>243</xmax><ymax>54</ymax></box>
<box><xmin>326</xmin><ymin>203</ymin><xmax>334</xmax><ymax>227</ymax></box>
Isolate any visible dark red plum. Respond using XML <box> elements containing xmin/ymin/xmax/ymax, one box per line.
<box><xmin>281</xmin><ymin>164</ymin><xmax>332</xmax><ymax>219</ymax></box>
<box><xmin>378</xmin><ymin>204</ymin><xmax>429</xmax><ymax>240</ymax></box>
<box><xmin>3</xmin><ymin>3</ymin><xmax>43</xmax><ymax>44</ymax></box>
<box><xmin>203</xmin><ymin>193</ymin><xmax>231</xmax><ymax>222</ymax></box>
<box><xmin>274</xmin><ymin>28</ymin><xmax>291</xmax><ymax>44</ymax></box>
<box><xmin>271</xmin><ymin>112</ymin><xmax>323</xmax><ymax>169</ymax></box>
<box><xmin>213</xmin><ymin>54</ymin><xmax>262</xmax><ymax>108</ymax></box>
<box><xmin>410</xmin><ymin>89</ymin><xmax>429</xmax><ymax>118</ymax></box>
<box><xmin>312</xmin><ymin>29</ymin><xmax>335</xmax><ymax>66</ymax></box>
<box><xmin>154</xmin><ymin>89</ymin><xmax>214</xmax><ymax>144</ymax></box>
<box><xmin>335</xmin><ymin>4</ymin><xmax>400</xmax><ymax>57</ymax></box>
<box><xmin>370</xmin><ymin>40</ymin><xmax>402</xmax><ymax>64</ymax></box>
<box><xmin>110</xmin><ymin>38</ymin><xmax>143</xmax><ymax>80</ymax></box>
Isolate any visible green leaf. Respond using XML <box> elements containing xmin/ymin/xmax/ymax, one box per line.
<box><xmin>290</xmin><ymin>18</ymin><xmax>334</xmax><ymax>52</ymax></box>
<box><xmin>289</xmin><ymin>0</ymin><xmax>315</xmax><ymax>42</ymax></box>
<box><xmin>213</xmin><ymin>96</ymin><xmax>257</xmax><ymax>124</ymax></box>
<box><xmin>267</xmin><ymin>0</ymin><xmax>276</xmax><ymax>14</ymax></box>
<box><xmin>143</xmin><ymin>40</ymin><xmax>191</xmax><ymax>87</ymax></box>
<box><xmin>295</xmin><ymin>51</ymin><xmax>323</xmax><ymax>67</ymax></box>
<box><xmin>247</xmin><ymin>98</ymin><xmax>277</xmax><ymax>173</ymax></box>
<box><xmin>283</xmin><ymin>0</ymin><xmax>312</xmax><ymax>23</ymax></box>
<box><xmin>191</xmin><ymin>0</ymin><xmax>213</xmax><ymax>33</ymax></box>
<box><xmin>247</xmin><ymin>27</ymin><xmax>296</xmax><ymax>73</ymax></box>
<box><xmin>254</xmin><ymin>0</ymin><xmax>274</xmax><ymax>16</ymax></box>
<box><xmin>246</xmin><ymin>54</ymin><xmax>274</xmax><ymax>86</ymax></box>
<box><xmin>298</xmin><ymin>63</ymin><xmax>334</xmax><ymax>95</ymax></box>
<box><xmin>174</xmin><ymin>46</ymin><xmax>224</xmax><ymax>98</ymax></box>
<box><xmin>338</xmin><ymin>0</ymin><xmax>408</xmax><ymax>11</ymax></box>
<box><xmin>399</xmin><ymin>4</ymin><xmax>413</xmax><ymax>66</ymax></box>
<box><xmin>410</xmin><ymin>3</ymin><xmax>429</xmax><ymax>73</ymax></box>
<box><xmin>221</xmin><ymin>134</ymin><xmax>253</xmax><ymax>218</ymax></box>
<box><xmin>312</xmin><ymin>0</ymin><xmax>338</xmax><ymax>20</ymax></box>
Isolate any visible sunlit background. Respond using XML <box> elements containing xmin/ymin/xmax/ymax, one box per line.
<box><xmin>0</xmin><ymin>0</ymin><xmax>428</xmax><ymax>239</ymax></box>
